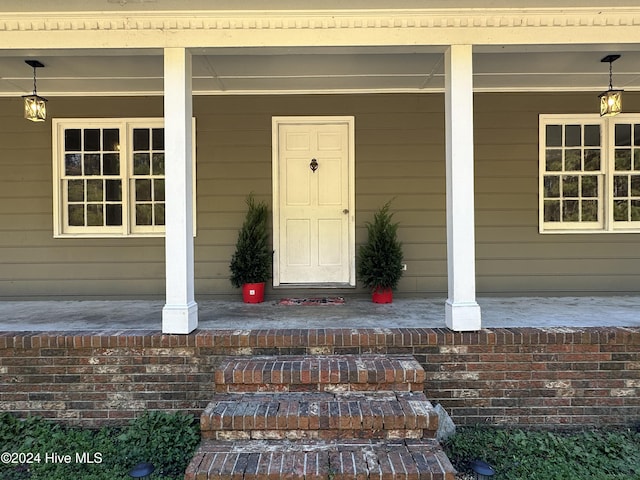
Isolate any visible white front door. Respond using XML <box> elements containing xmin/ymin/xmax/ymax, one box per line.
<box><xmin>272</xmin><ymin>117</ymin><xmax>355</xmax><ymax>286</ymax></box>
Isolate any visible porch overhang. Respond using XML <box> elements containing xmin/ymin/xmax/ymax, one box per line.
<box><xmin>1</xmin><ymin>2</ymin><xmax>639</xmax><ymax>334</ymax></box>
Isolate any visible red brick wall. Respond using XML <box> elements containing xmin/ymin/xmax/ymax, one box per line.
<box><xmin>1</xmin><ymin>327</ymin><xmax>638</xmax><ymax>428</ymax></box>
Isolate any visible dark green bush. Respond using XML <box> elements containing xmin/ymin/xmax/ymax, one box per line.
<box><xmin>444</xmin><ymin>426</ymin><xmax>640</xmax><ymax>480</ymax></box>
<box><xmin>0</xmin><ymin>411</ymin><xmax>199</xmax><ymax>480</ymax></box>
<box><xmin>357</xmin><ymin>200</ymin><xmax>404</xmax><ymax>290</ymax></box>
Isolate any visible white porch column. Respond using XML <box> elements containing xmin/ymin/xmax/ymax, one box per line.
<box><xmin>162</xmin><ymin>47</ymin><xmax>198</xmax><ymax>334</ymax></box>
<box><xmin>444</xmin><ymin>45</ymin><xmax>482</xmax><ymax>331</ymax></box>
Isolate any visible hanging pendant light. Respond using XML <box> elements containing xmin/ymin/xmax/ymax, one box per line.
<box><xmin>22</xmin><ymin>60</ymin><xmax>47</xmax><ymax>122</ymax></box>
<box><xmin>599</xmin><ymin>54</ymin><xmax>622</xmax><ymax>117</ymax></box>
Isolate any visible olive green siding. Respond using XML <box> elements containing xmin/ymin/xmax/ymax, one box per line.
<box><xmin>1</xmin><ymin>93</ymin><xmax>639</xmax><ymax>299</ymax></box>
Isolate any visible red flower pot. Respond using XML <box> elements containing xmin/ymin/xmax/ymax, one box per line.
<box><xmin>372</xmin><ymin>287</ymin><xmax>393</xmax><ymax>304</ymax></box>
<box><xmin>242</xmin><ymin>282</ymin><xmax>265</xmax><ymax>303</ymax></box>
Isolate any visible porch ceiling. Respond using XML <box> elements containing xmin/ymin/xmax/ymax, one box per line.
<box><xmin>1</xmin><ymin>44</ymin><xmax>640</xmax><ymax>97</ymax></box>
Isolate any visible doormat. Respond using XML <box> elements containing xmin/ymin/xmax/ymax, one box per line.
<box><xmin>278</xmin><ymin>297</ymin><xmax>345</xmax><ymax>306</ymax></box>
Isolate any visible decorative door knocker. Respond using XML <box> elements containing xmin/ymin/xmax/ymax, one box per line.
<box><xmin>310</xmin><ymin>158</ymin><xmax>318</xmax><ymax>172</ymax></box>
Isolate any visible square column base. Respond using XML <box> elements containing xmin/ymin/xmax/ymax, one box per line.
<box><xmin>445</xmin><ymin>300</ymin><xmax>481</xmax><ymax>331</ymax></box>
<box><xmin>162</xmin><ymin>301</ymin><xmax>198</xmax><ymax>334</ymax></box>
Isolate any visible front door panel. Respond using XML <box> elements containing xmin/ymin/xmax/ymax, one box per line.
<box><xmin>273</xmin><ymin>117</ymin><xmax>354</xmax><ymax>286</ymax></box>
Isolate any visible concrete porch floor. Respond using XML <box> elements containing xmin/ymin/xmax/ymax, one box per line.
<box><xmin>0</xmin><ymin>296</ymin><xmax>639</xmax><ymax>332</ymax></box>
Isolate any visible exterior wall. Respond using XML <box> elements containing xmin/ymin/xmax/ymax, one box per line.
<box><xmin>1</xmin><ymin>327</ymin><xmax>638</xmax><ymax>428</ymax></box>
<box><xmin>1</xmin><ymin>92</ymin><xmax>640</xmax><ymax>299</ymax></box>
<box><xmin>475</xmin><ymin>93</ymin><xmax>640</xmax><ymax>295</ymax></box>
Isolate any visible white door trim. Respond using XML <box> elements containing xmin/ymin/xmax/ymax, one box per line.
<box><xmin>272</xmin><ymin>116</ymin><xmax>355</xmax><ymax>287</ymax></box>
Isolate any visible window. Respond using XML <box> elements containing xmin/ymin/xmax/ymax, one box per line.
<box><xmin>539</xmin><ymin>114</ymin><xmax>640</xmax><ymax>233</ymax></box>
<box><xmin>52</xmin><ymin>118</ymin><xmax>195</xmax><ymax>237</ymax></box>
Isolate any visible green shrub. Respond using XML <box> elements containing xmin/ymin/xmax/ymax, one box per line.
<box><xmin>444</xmin><ymin>426</ymin><xmax>640</xmax><ymax>480</ymax></box>
<box><xmin>229</xmin><ymin>193</ymin><xmax>272</xmax><ymax>287</ymax></box>
<box><xmin>357</xmin><ymin>200</ymin><xmax>404</xmax><ymax>290</ymax></box>
<box><xmin>0</xmin><ymin>411</ymin><xmax>200</xmax><ymax>480</ymax></box>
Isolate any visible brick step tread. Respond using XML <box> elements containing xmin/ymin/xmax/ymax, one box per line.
<box><xmin>214</xmin><ymin>355</ymin><xmax>425</xmax><ymax>393</ymax></box>
<box><xmin>208</xmin><ymin>428</ymin><xmax>430</xmax><ymax>441</ymax></box>
<box><xmin>185</xmin><ymin>439</ymin><xmax>456</xmax><ymax>480</ymax></box>
<box><xmin>201</xmin><ymin>391</ymin><xmax>437</xmax><ymax>439</ymax></box>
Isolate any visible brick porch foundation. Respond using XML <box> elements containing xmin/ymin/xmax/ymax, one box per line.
<box><xmin>0</xmin><ymin>327</ymin><xmax>639</xmax><ymax>428</ymax></box>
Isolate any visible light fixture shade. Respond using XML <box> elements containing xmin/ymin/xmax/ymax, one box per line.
<box><xmin>599</xmin><ymin>89</ymin><xmax>622</xmax><ymax>117</ymax></box>
<box><xmin>23</xmin><ymin>93</ymin><xmax>47</xmax><ymax>122</ymax></box>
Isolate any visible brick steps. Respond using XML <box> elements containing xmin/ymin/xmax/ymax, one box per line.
<box><xmin>214</xmin><ymin>355</ymin><xmax>425</xmax><ymax>393</ymax></box>
<box><xmin>186</xmin><ymin>439</ymin><xmax>453</xmax><ymax>480</ymax></box>
<box><xmin>185</xmin><ymin>355</ymin><xmax>455</xmax><ymax>480</ymax></box>
<box><xmin>201</xmin><ymin>391</ymin><xmax>438</xmax><ymax>440</ymax></box>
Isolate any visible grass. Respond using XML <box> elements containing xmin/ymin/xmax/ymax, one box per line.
<box><xmin>0</xmin><ymin>411</ymin><xmax>200</xmax><ymax>480</ymax></box>
<box><xmin>443</xmin><ymin>425</ymin><xmax>640</xmax><ymax>480</ymax></box>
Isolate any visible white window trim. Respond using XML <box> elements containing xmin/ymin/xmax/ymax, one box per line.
<box><xmin>52</xmin><ymin>117</ymin><xmax>196</xmax><ymax>238</ymax></box>
<box><xmin>539</xmin><ymin>113</ymin><xmax>640</xmax><ymax>234</ymax></box>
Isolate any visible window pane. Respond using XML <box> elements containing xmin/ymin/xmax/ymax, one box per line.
<box><xmin>65</xmin><ymin>154</ymin><xmax>82</xmax><ymax>176</ymax></box>
<box><xmin>84</xmin><ymin>129</ymin><xmax>101</xmax><ymax>151</ymax></box>
<box><xmin>84</xmin><ymin>154</ymin><xmax>101</xmax><ymax>175</ymax></box>
<box><xmin>103</xmin><ymin>129</ymin><xmax>120</xmax><ymax>151</ymax></box>
<box><xmin>615</xmin><ymin>150</ymin><xmax>632</xmax><ymax>171</ymax></box>
<box><xmin>584</xmin><ymin>150</ymin><xmax>601</xmax><ymax>171</ymax></box>
<box><xmin>615</xmin><ymin>124</ymin><xmax>631</xmax><ymax>146</ymax></box>
<box><xmin>155</xmin><ymin>203</ymin><xmax>165</xmax><ymax>225</ymax></box>
<box><xmin>106</xmin><ymin>204</ymin><xmax>122</xmax><ymax>226</ymax></box>
<box><xmin>65</xmin><ymin>129</ymin><xmax>81</xmax><ymax>151</ymax></box>
<box><xmin>68</xmin><ymin>180</ymin><xmax>84</xmax><ymax>202</ymax></box>
<box><xmin>152</xmin><ymin>153</ymin><xmax>165</xmax><ymax>175</ymax></box>
<box><xmin>634</xmin><ymin>124</ymin><xmax>640</xmax><ymax>146</ymax></box>
<box><xmin>86</xmin><ymin>180</ymin><xmax>103</xmax><ymax>202</ymax></box>
<box><xmin>545</xmin><ymin>125</ymin><xmax>562</xmax><ymax>147</ymax></box>
<box><xmin>105</xmin><ymin>180</ymin><xmax>122</xmax><ymax>202</ymax></box>
<box><xmin>631</xmin><ymin>176</ymin><xmax>640</xmax><ymax>196</ymax></box>
<box><xmin>136</xmin><ymin>204</ymin><xmax>153</xmax><ymax>225</ymax></box>
<box><xmin>631</xmin><ymin>200</ymin><xmax>640</xmax><ymax>221</ymax></box>
<box><xmin>544</xmin><ymin>200</ymin><xmax>560</xmax><ymax>222</ymax></box>
<box><xmin>634</xmin><ymin>150</ymin><xmax>640</xmax><ymax>170</ymax></box>
<box><xmin>581</xmin><ymin>176</ymin><xmax>598</xmax><ymax>198</ymax></box>
<box><xmin>581</xmin><ymin>200</ymin><xmax>598</xmax><ymax>222</ymax></box>
<box><xmin>154</xmin><ymin>179</ymin><xmax>165</xmax><ymax>201</ymax></box>
<box><xmin>133</xmin><ymin>128</ymin><xmax>150</xmax><ymax>150</ymax></box>
<box><xmin>152</xmin><ymin>128</ymin><xmax>164</xmax><ymax>150</ymax></box>
<box><xmin>545</xmin><ymin>150</ymin><xmax>562</xmax><ymax>171</ymax></box>
<box><xmin>562</xmin><ymin>199</ymin><xmax>579</xmax><ymax>221</ymax></box>
<box><xmin>564</xmin><ymin>150</ymin><xmax>581</xmax><ymax>171</ymax></box>
<box><xmin>134</xmin><ymin>153</ymin><xmax>150</xmax><ymax>175</ymax></box>
<box><xmin>614</xmin><ymin>199</ymin><xmax>628</xmax><ymax>221</ymax></box>
<box><xmin>614</xmin><ymin>175</ymin><xmax>629</xmax><ymax>197</ymax></box>
<box><xmin>563</xmin><ymin>176</ymin><xmax>579</xmax><ymax>197</ymax></box>
<box><xmin>544</xmin><ymin>176</ymin><xmax>560</xmax><ymax>198</ymax></box>
<box><xmin>135</xmin><ymin>179</ymin><xmax>152</xmax><ymax>201</ymax></box>
<box><xmin>103</xmin><ymin>153</ymin><xmax>120</xmax><ymax>175</ymax></box>
<box><xmin>584</xmin><ymin>125</ymin><xmax>600</xmax><ymax>146</ymax></box>
<box><xmin>68</xmin><ymin>205</ymin><xmax>84</xmax><ymax>226</ymax></box>
<box><xmin>86</xmin><ymin>204</ymin><xmax>103</xmax><ymax>226</ymax></box>
<box><xmin>565</xmin><ymin>125</ymin><xmax>581</xmax><ymax>146</ymax></box>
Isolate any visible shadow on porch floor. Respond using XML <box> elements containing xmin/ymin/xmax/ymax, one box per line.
<box><xmin>0</xmin><ymin>296</ymin><xmax>639</xmax><ymax>332</ymax></box>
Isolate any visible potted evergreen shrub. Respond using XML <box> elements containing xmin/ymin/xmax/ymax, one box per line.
<box><xmin>229</xmin><ymin>194</ymin><xmax>271</xmax><ymax>303</ymax></box>
<box><xmin>357</xmin><ymin>200</ymin><xmax>404</xmax><ymax>303</ymax></box>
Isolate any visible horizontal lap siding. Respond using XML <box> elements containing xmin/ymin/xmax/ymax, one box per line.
<box><xmin>1</xmin><ymin>93</ymin><xmax>640</xmax><ymax>299</ymax></box>
<box><xmin>194</xmin><ymin>94</ymin><xmax>445</xmax><ymax>298</ymax></box>
<box><xmin>0</xmin><ymin>97</ymin><xmax>165</xmax><ymax>299</ymax></box>
<box><xmin>475</xmin><ymin>92</ymin><xmax>640</xmax><ymax>295</ymax></box>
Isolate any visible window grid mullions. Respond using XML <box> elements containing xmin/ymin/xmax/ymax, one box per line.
<box><xmin>540</xmin><ymin>114</ymin><xmax>640</xmax><ymax>233</ymax></box>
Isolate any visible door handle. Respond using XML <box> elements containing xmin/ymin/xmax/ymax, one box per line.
<box><xmin>343</xmin><ymin>209</ymin><xmax>349</xmax><ymax>214</ymax></box>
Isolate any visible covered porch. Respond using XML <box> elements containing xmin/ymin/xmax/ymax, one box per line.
<box><xmin>1</xmin><ymin>1</ymin><xmax>640</xmax><ymax>335</ymax></box>
<box><xmin>1</xmin><ymin>296</ymin><xmax>639</xmax><ymax>332</ymax></box>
